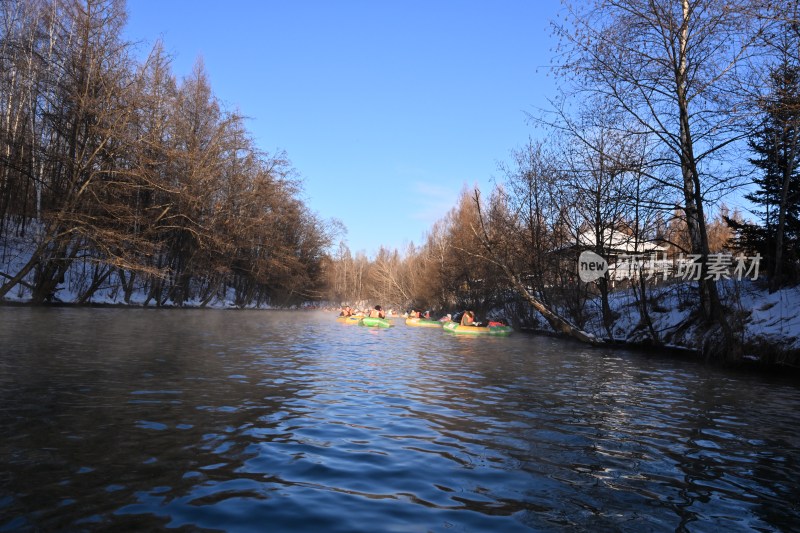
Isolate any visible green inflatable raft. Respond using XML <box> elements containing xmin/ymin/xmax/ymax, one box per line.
<box><xmin>405</xmin><ymin>317</ymin><xmax>443</xmax><ymax>328</ymax></box>
<box><xmin>359</xmin><ymin>317</ymin><xmax>393</xmax><ymax>328</ymax></box>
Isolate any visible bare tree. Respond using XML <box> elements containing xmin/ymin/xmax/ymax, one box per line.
<box><xmin>553</xmin><ymin>0</ymin><xmax>770</xmax><ymax>360</ymax></box>
<box><xmin>0</xmin><ymin>0</ymin><xmax>137</xmax><ymax>302</ymax></box>
<box><xmin>469</xmin><ymin>181</ymin><xmax>601</xmax><ymax>345</ymax></box>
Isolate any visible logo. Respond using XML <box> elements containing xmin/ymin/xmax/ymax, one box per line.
<box><xmin>577</xmin><ymin>252</ymin><xmax>761</xmax><ymax>282</ymax></box>
<box><xmin>578</xmin><ymin>250</ymin><xmax>608</xmax><ymax>282</ymax></box>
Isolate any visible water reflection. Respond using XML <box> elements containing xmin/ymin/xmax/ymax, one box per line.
<box><xmin>0</xmin><ymin>308</ymin><xmax>799</xmax><ymax>531</ymax></box>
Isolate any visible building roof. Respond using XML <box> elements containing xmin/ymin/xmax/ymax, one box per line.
<box><xmin>577</xmin><ymin>229</ymin><xmax>668</xmax><ymax>253</ymax></box>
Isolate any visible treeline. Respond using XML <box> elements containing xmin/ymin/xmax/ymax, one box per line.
<box><xmin>322</xmin><ymin>192</ymin><xmax>512</xmax><ymax>319</ymax></box>
<box><xmin>324</xmin><ymin>0</ymin><xmax>800</xmax><ymax>363</ymax></box>
<box><xmin>0</xmin><ymin>0</ymin><xmax>335</xmax><ymax>306</ymax></box>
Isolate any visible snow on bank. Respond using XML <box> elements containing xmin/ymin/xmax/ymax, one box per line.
<box><xmin>739</xmin><ymin>283</ymin><xmax>800</xmax><ymax>351</ymax></box>
<box><xmin>579</xmin><ymin>280</ymin><xmax>800</xmax><ymax>353</ymax></box>
<box><xmin>0</xmin><ymin>224</ymin><xmax>291</xmax><ymax>309</ymax></box>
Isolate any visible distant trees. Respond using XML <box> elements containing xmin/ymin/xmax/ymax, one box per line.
<box><xmin>322</xmin><ymin>189</ymin><xmax>511</xmax><ymax>317</ymax></box>
<box><xmin>436</xmin><ymin>188</ymin><xmax>509</xmax><ymax>313</ymax></box>
<box><xmin>323</xmin><ymin>243</ymin><xmax>367</xmax><ymax>305</ymax></box>
<box><xmin>0</xmin><ymin>0</ymin><xmax>335</xmax><ymax>306</ymax></box>
<box><xmin>367</xmin><ymin>246</ymin><xmax>413</xmax><ymax>306</ymax></box>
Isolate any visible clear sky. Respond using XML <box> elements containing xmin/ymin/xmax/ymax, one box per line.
<box><xmin>123</xmin><ymin>0</ymin><xmax>562</xmax><ymax>256</ymax></box>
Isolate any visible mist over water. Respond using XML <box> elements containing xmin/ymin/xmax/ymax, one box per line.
<box><xmin>1</xmin><ymin>308</ymin><xmax>799</xmax><ymax>532</ymax></box>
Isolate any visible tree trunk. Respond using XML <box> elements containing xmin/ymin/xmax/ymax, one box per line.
<box><xmin>504</xmin><ymin>263</ymin><xmax>602</xmax><ymax>345</ymax></box>
<box><xmin>771</xmin><ymin>128</ymin><xmax>798</xmax><ymax>292</ymax></box>
<box><xmin>676</xmin><ymin>0</ymin><xmax>740</xmax><ymax>362</ymax></box>
<box><xmin>598</xmin><ymin>275</ymin><xmax>614</xmax><ymax>339</ymax></box>
<box><xmin>76</xmin><ymin>264</ymin><xmax>112</xmax><ymax>304</ymax></box>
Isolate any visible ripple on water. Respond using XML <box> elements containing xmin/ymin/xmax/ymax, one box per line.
<box><xmin>1</xmin><ymin>309</ymin><xmax>799</xmax><ymax>532</ymax></box>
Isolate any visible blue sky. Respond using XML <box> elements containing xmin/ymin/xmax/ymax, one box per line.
<box><xmin>123</xmin><ymin>0</ymin><xmax>562</xmax><ymax>256</ymax></box>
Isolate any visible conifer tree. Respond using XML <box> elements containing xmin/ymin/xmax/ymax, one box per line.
<box><xmin>735</xmin><ymin>55</ymin><xmax>800</xmax><ymax>290</ymax></box>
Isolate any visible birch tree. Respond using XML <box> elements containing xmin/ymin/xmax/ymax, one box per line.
<box><xmin>554</xmin><ymin>0</ymin><xmax>769</xmax><ymax>360</ymax></box>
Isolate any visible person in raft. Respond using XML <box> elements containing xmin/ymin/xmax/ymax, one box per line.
<box><xmin>369</xmin><ymin>305</ymin><xmax>386</xmax><ymax>319</ymax></box>
<box><xmin>339</xmin><ymin>306</ymin><xmax>353</xmax><ymax>317</ymax></box>
<box><xmin>460</xmin><ymin>310</ymin><xmax>478</xmax><ymax>326</ymax></box>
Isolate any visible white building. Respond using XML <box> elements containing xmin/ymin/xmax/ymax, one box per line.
<box><xmin>577</xmin><ymin>229</ymin><xmax>671</xmax><ymax>282</ymax></box>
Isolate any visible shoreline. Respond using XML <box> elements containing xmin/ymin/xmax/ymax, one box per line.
<box><xmin>522</xmin><ymin>324</ymin><xmax>799</xmax><ymax>377</ymax></box>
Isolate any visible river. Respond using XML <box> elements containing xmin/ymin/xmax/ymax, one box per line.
<box><xmin>0</xmin><ymin>307</ymin><xmax>798</xmax><ymax>532</ymax></box>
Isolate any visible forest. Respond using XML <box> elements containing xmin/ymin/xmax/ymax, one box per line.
<box><xmin>1</xmin><ymin>0</ymin><xmax>799</xmax><ymax>364</ymax></box>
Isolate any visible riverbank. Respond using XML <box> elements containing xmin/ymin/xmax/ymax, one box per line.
<box><xmin>573</xmin><ymin>279</ymin><xmax>800</xmax><ymax>369</ymax></box>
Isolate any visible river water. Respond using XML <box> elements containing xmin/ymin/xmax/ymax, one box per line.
<box><xmin>0</xmin><ymin>307</ymin><xmax>799</xmax><ymax>532</ymax></box>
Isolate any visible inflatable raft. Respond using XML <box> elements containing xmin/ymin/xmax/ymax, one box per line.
<box><xmin>336</xmin><ymin>315</ymin><xmax>361</xmax><ymax>325</ymax></box>
<box><xmin>405</xmin><ymin>317</ymin><xmax>443</xmax><ymax>328</ymax></box>
<box><xmin>442</xmin><ymin>321</ymin><xmax>512</xmax><ymax>336</ymax></box>
<box><xmin>359</xmin><ymin>317</ymin><xmax>393</xmax><ymax>328</ymax></box>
